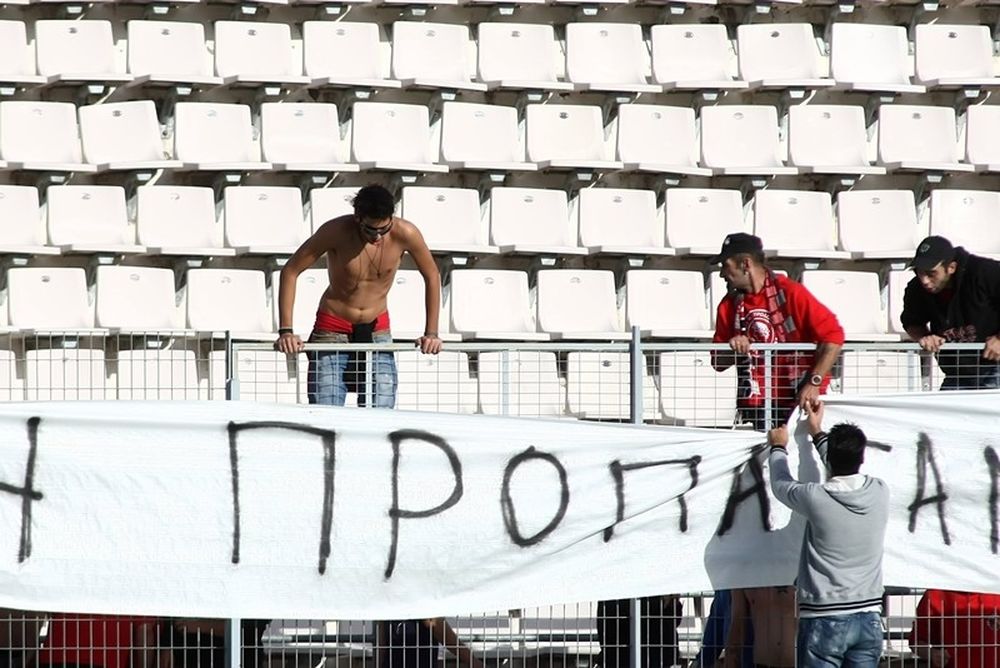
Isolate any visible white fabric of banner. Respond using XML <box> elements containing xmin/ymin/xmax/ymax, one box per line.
<box><xmin>0</xmin><ymin>393</ymin><xmax>997</xmax><ymax>619</ymax></box>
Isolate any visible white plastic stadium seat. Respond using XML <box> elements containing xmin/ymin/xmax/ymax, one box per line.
<box><xmin>0</xmin><ymin>346</ymin><xmax>24</xmax><ymax>401</ymax></box>
<box><xmin>664</xmin><ymin>188</ymin><xmax>747</xmax><ymax>257</ymax></box>
<box><xmin>574</xmin><ymin>188</ymin><xmax>670</xmax><ymax>255</ymax></box>
<box><xmin>25</xmin><ymin>347</ymin><xmax>110</xmax><ymax>401</ymax></box>
<box><xmin>700</xmin><ymin>105</ymin><xmax>798</xmax><ymax>176</ymax></box>
<box><xmin>736</xmin><ymin>23</ymin><xmax>834</xmax><ymax>92</ymax></box>
<box><xmin>0</xmin><ymin>186</ymin><xmax>57</xmax><ymax>256</ymax></box>
<box><xmin>566</xmin><ymin>352</ymin><xmax>658</xmax><ymax>421</ymax></box>
<box><xmin>830</xmin><ymin>23</ymin><xmax>924</xmax><ymax>94</ymax></box>
<box><xmin>350</xmin><ymin>102</ymin><xmax>446</xmax><ymax>173</ymax></box>
<box><xmin>536</xmin><ymin>269</ymin><xmax>623</xmax><ymax>339</ymax></box>
<box><xmin>222</xmin><ymin>186</ymin><xmax>308</xmax><ymax>255</ymax></box>
<box><xmin>752</xmin><ymin>190</ymin><xmax>850</xmax><ymax>260</ymax></box>
<box><xmin>271</xmin><ymin>268</ymin><xmax>329</xmax><ymax>336</ymax></box>
<box><xmin>475</xmin><ymin>23</ymin><xmax>572</xmax><ymax>92</ymax></box>
<box><xmin>448</xmin><ymin>269</ymin><xmax>547</xmax><ymax>341</ymax></box>
<box><xmin>79</xmin><ymin>100</ymin><xmax>182</xmax><ymax>172</ymax></box>
<box><xmin>35</xmin><ymin>20</ymin><xmax>132</xmax><ymax>84</ymax></box>
<box><xmin>525</xmin><ymin>104</ymin><xmax>623</xmax><ymax>171</ymax></box>
<box><xmin>626</xmin><ymin>270</ymin><xmax>712</xmax><ymax>339</ymax></box>
<box><xmin>230</xmin><ymin>349</ymin><xmax>306</xmax><ymax>404</ymax></box>
<box><xmin>213</xmin><ymin>21</ymin><xmax>310</xmax><ymax>86</ymax></box>
<box><xmin>565</xmin><ymin>23</ymin><xmax>659</xmax><ymax>93</ymax></box>
<box><xmin>135</xmin><ymin>185</ymin><xmax>232</xmax><ymax>257</ymax></box>
<box><xmin>787</xmin><ymin>105</ymin><xmax>884</xmax><ymax>175</ymax></box>
<box><xmin>309</xmin><ymin>187</ymin><xmax>357</xmax><ymax>232</ymax></box>
<box><xmin>487</xmin><ymin>187</ymin><xmax>583</xmax><ymax>256</ymax></box>
<box><xmin>46</xmin><ymin>185</ymin><xmax>145</xmax><ymax>255</ymax></box>
<box><xmin>478</xmin><ymin>351</ymin><xmax>563</xmax><ymax>418</ymax></box>
<box><xmin>914</xmin><ymin>24</ymin><xmax>1000</xmax><ymax>91</ymax></box>
<box><xmin>386</xmin><ymin>269</ymin><xmax>453</xmax><ymax>341</ymax></box>
<box><xmin>615</xmin><ymin>104</ymin><xmax>710</xmax><ymax>176</ymax></box>
<box><xmin>438</xmin><ymin>102</ymin><xmax>536</xmax><ymax>172</ymax></box>
<box><xmin>395</xmin><ymin>350</ymin><xmax>477</xmax><ymax>414</ymax></box>
<box><xmin>887</xmin><ymin>269</ymin><xmax>910</xmax><ymax>336</ymax></box>
<box><xmin>0</xmin><ymin>20</ymin><xmax>47</xmax><ymax>87</ymax></box>
<box><xmin>0</xmin><ymin>101</ymin><xmax>94</xmax><ymax>173</ymax></box>
<box><xmin>650</xmin><ymin>24</ymin><xmax>746</xmax><ymax>91</ymax></box>
<box><xmin>929</xmin><ymin>190</ymin><xmax>1000</xmax><ymax>256</ymax></box>
<box><xmin>95</xmin><ymin>265</ymin><xmax>183</xmax><ymax>331</ymax></box>
<box><xmin>173</xmin><ymin>103</ymin><xmax>271</xmax><ymax>171</ymax></box>
<box><xmin>659</xmin><ymin>351</ymin><xmax>738</xmax><ymax>427</ymax></box>
<box><xmin>963</xmin><ymin>105</ymin><xmax>1000</xmax><ymax>172</ymax></box>
<box><xmin>836</xmin><ymin>190</ymin><xmax>922</xmax><ymax>260</ymax></box>
<box><xmin>800</xmin><ymin>270</ymin><xmax>897</xmax><ymax>341</ymax></box>
<box><xmin>126</xmin><ymin>20</ymin><xmax>221</xmax><ymax>88</ymax></box>
<box><xmin>302</xmin><ymin>21</ymin><xmax>400</xmax><ymax>90</ymax></box>
<box><xmin>399</xmin><ymin>186</ymin><xmax>497</xmax><ymax>255</ymax></box>
<box><xmin>878</xmin><ymin>105</ymin><xmax>972</xmax><ymax>174</ymax></box>
<box><xmin>390</xmin><ymin>22</ymin><xmax>486</xmax><ymax>92</ymax></box>
<box><xmin>117</xmin><ymin>348</ymin><xmax>202</xmax><ymax>401</ymax></box>
<box><xmin>260</xmin><ymin>103</ymin><xmax>358</xmax><ymax>173</ymax></box>
<box><xmin>840</xmin><ymin>351</ymin><xmax>922</xmax><ymax>394</ymax></box>
<box><xmin>185</xmin><ymin>268</ymin><xmax>272</xmax><ymax>339</ymax></box>
<box><xmin>7</xmin><ymin>267</ymin><xmax>94</xmax><ymax>330</ymax></box>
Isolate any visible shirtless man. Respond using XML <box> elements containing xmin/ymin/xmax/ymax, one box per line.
<box><xmin>274</xmin><ymin>184</ymin><xmax>442</xmax><ymax>407</ymax></box>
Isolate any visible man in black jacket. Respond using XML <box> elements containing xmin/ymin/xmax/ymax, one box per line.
<box><xmin>901</xmin><ymin>235</ymin><xmax>1000</xmax><ymax>389</ymax></box>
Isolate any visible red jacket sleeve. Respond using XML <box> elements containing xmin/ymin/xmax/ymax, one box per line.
<box><xmin>713</xmin><ymin>295</ymin><xmax>734</xmax><ymax>343</ymax></box>
<box><xmin>783</xmin><ymin>278</ymin><xmax>846</xmax><ymax>345</ymax></box>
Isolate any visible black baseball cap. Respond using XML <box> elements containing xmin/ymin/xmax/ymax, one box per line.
<box><xmin>908</xmin><ymin>236</ymin><xmax>955</xmax><ymax>271</ymax></box>
<box><xmin>708</xmin><ymin>233</ymin><xmax>764</xmax><ymax>264</ymax></box>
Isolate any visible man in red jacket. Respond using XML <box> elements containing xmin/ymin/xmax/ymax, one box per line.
<box><xmin>710</xmin><ymin>233</ymin><xmax>845</xmax><ymax>430</ymax></box>
<box><xmin>908</xmin><ymin>589</ymin><xmax>1000</xmax><ymax>668</ymax></box>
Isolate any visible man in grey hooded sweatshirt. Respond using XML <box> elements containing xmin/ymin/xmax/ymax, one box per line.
<box><xmin>767</xmin><ymin>402</ymin><xmax>889</xmax><ymax>668</ymax></box>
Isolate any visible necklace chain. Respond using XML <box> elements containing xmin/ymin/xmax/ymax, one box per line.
<box><xmin>363</xmin><ymin>242</ymin><xmax>383</xmax><ymax>278</ymax></box>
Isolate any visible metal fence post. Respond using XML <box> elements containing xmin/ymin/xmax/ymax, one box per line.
<box><xmin>225</xmin><ymin>332</ymin><xmax>240</xmax><ymax>401</ymax></box>
<box><xmin>628</xmin><ymin>326</ymin><xmax>642</xmax><ymax>668</ymax></box>
<box><xmin>224</xmin><ymin>333</ymin><xmax>241</xmax><ymax>668</ymax></box>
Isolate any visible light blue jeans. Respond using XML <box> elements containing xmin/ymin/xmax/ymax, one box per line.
<box><xmin>797</xmin><ymin>611</ymin><xmax>882</xmax><ymax>668</ymax></box>
<box><xmin>307</xmin><ymin>330</ymin><xmax>397</xmax><ymax>408</ymax></box>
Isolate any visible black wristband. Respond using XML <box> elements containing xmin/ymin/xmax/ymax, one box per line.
<box><xmin>278</xmin><ymin>327</ymin><xmax>294</xmax><ymax>335</ymax></box>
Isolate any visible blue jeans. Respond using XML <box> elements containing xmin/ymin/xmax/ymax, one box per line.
<box><xmin>797</xmin><ymin>612</ymin><xmax>882</xmax><ymax>668</ymax></box>
<box><xmin>307</xmin><ymin>330</ymin><xmax>397</xmax><ymax>407</ymax></box>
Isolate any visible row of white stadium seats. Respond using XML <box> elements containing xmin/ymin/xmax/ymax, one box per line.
<box><xmin>0</xmin><ymin>348</ymin><xmax>933</xmax><ymax>422</ymax></box>
<box><xmin>0</xmin><ymin>184</ymin><xmax>993</xmax><ymax>261</ymax></box>
<box><xmin>0</xmin><ymin>266</ymin><xmax>917</xmax><ymax>341</ymax></box>
<box><xmin>0</xmin><ymin>20</ymin><xmax>994</xmax><ymax>95</ymax></box>
<box><xmin>3</xmin><ymin>99</ymin><xmax>999</xmax><ymax>177</ymax></box>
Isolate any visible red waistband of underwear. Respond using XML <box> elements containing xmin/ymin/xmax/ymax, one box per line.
<box><xmin>313</xmin><ymin>310</ymin><xmax>390</xmax><ymax>334</ymax></box>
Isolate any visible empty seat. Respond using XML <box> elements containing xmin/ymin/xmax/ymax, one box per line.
<box><xmin>963</xmin><ymin>105</ymin><xmax>1000</xmax><ymax>171</ymax></box>
<box><xmin>391</xmin><ymin>22</ymin><xmax>485</xmax><ymax>92</ymax></box>
<box><xmin>615</xmin><ymin>104</ymin><xmax>710</xmax><ymax>176</ymax></box>
<box><xmin>213</xmin><ymin>21</ymin><xmax>309</xmax><ymax>86</ymax></box>
<box><xmin>310</xmin><ymin>187</ymin><xmax>358</xmax><ymax>231</ymax></box>
<box><xmin>536</xmin><ymin>269</ymin><xmax>622</xmax><ymax>339</ymax></box>
<box><xmin>787</xmin><ymin>105</ymin><xmax>884</xmax><ymax>175</ymax></box>
<box><xmin>476</xmin><ymin>23</ymin><xmax>572</xmax><ymax>92</ymax></box>
<box><xmin>650</xmin><ymin>24</ymin><xmax>746</xmax><ymax>91</ymax></box>
<box><xmin>25</xmin><ymin>347</ymin><xmax>110</xmax><ymax>401</ymax></box>
<box><xmin>260</xmin><ymin>102</ymin><xmax>357</xmax><ymax>172</ymax></box>
<box><xmin>117</xmin><ymin>348</ymin><xmax>202</xmax><ymax>400</ymax></box>
<box><xmin>487</xmin><ymin>187</ymin><xmax>582</xmax><ymax>256</ymax></box>
<box><xmin>887</xmin><ymin>269</ymin><xmax>910</xmax><ymax>335</ymax></box>
<box><xmin>752</xmin><ymin>190</ymin><xmax>849</xmax><ymax>259</ymax></box>
<box><xmin>0</xmin><ymin>346</ymin><xmax>24</xmax><ymax>401</ymax></box>
<box><xmin>46</xmin><ymin>185</ymin><xmax>144</xmax><ymax>254</ymax></box>
<box><xmin>700</xmin><ymin>105</ymin><xmax>797</xmax><ymax>176</ymax></box>
<box><xmin>736</xmin><ymin>23</ymin><xmax>833</xmax><ymax>92</ymax></box>
<box><xmin>302</xmin><ymin>21</ymin><xmax>400</xmax><ymax>90</ymax></box>
<box><xmin>574</xmin><ymin>188</ymin><xmax>669</xmax><ymax>255</ymax></box>
<box><xmin>0</xmin><ymin>186</ymin><xmax>56</xmax><ymax>256</ymax></box>
<box><xmin>79</xmin><ymin>100</ymin><xmax>181</xmax><ymax>172</ymax></box>
<box><xmin>35</xmin><ymin>20</ymin><xmax>131</xmax><ymax>83</ymax></box>
<box><xmin>877</xmin><ymin>105</ymin><xmax>972</xmax><ymax>173</ymax></box>
<box><xmin>386</xmin><ymin>269</ymin><xmax>452</xmax><ymax>341</ymax></box>
<box><xmin>928</xmin><ymin>189</ymin><xmax>1000</xmax><ymax>256</ymax></box>
<box><xmin>478</xmin><ymin>351</ymin><xmax>563</xmax><ymax>417</ymax></box>
<box><xmin>800</xmin><ymin>270</ymin><xmax>896</xmax><ymax>341</ymax></box>
<box><xmin>222</xmin><ymin>186</ymin><xmax>308</xmax><ymax>255</ymax></box>
<box><xmin>659</xmin><ymin>351</ymin><xmax>738</xmax><ymax>427</ymax></box>
<box><xmin>837</xmin><ymin>190</ymin><xmax>922</xmax><ymax>260</ymax></box>
<box><xmin>350</xmin><ymin>102</ymin><xmax>445</xmax><ymax>172</ymax></box>
<box><xmin>230</xmin><ymin>349</ymin><xmax>306</xmax><ymax>404</ymax></box>
<box><xmin>185</xmin><ymin>268</ymin><xmax>272</xmax><ymax>338</ymax></box>
<box><xmin>173</xmin><ymin>102</ymin><xmax>270</xmax><ymax>171</ymax></box>
<box><xmin>564</xmin><ymin>23</ymin><xmax>658</xmax><ymax>93</ymax></box>
<box><xmin>840</xmin><ymin>351</ymin><xmax>921</xmax><ymax>394</ymax></box>
<box><xmin>438</xmin><ymin>101</ymin><xmax>535</xmax><ymax>171</ymax></box>
<box><xmin>914</xmin><ymin>24</ymin><xmax>1000</xmax><ymax>90</ymax></box>
<box><xmin>566</xmin><ymin>352</ymin><xmax>657</xmax><ymax>420</ymax></box>
<box><xmin>7</xmin><ymin>267</ymin><xmax>93</xmax><ymax>330</ymax></box>
<box><xmin>626</xmin><ymin>270</ymin><xmax>712</xmax><ymax>338</ymax></box>
<box><xmin>0</xmin><ymin>101</ymin><xmax>93</xmax><ymax>172</ymax></box>
<box><xmin>664</xmin><ymin>188</ymin><xmax>747</xmax><ymax>256</ymax></box>
<box><xmin>396</xmin><ymin>350</ymin><xmax>477</xmax><ymax>413</ymax></box>
<box><xmin>135</xmin><ymin>185</ymin><xmax>231</xmax><ymax>256</ymax></box>
<box><xmin>95</xmin><ymin>265</ymin><xmax>183</xmax><ymax>331</ymax></box>
<box><xmin>126</xmin><ymin>20</ymin><xmax>220</xmax><ymax>87</ymax></box>
<box><xmin>271</xmin><ymin>268</ymin><xmax>329</xmax><ymax>336</ymax></box>
<box><xmin>524</xmin><ymin>104</ymin><xmax>622</xmax><ymax>170</ymax></box>
<box><xmin>448</xmin><ymin>269</ymin><xmax>546</xmax><ymax>340</ymax></box>
<box><xmin>399</xmin><ymin>186</ymin><xmax>496</xmax><ymax>254</ymax></box>
<box><xmin>830</xmin><ymin>23</ymin><xmax>924</xmax><ymax>94</ymax></box>
<box><xmin>0</xmin><ymin>20</ymin><xmax>46</xmax><ymax>86</ymax></box>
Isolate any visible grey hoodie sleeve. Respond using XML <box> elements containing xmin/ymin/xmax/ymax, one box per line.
<box><xmin>812</xmin><ymin>431</ymin><xmax>829</xmax><ymax>465</ymax></box>
<box><xmin>768</xmin><ymin>447</ymin><xmax>813</xmax><ymax>513</ymax></box>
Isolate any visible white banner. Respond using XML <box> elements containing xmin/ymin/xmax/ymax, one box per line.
<box><xmin>0</xmin><ymin>393</ymin><xmax>997</xmax><ymax>619</ymax></box>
